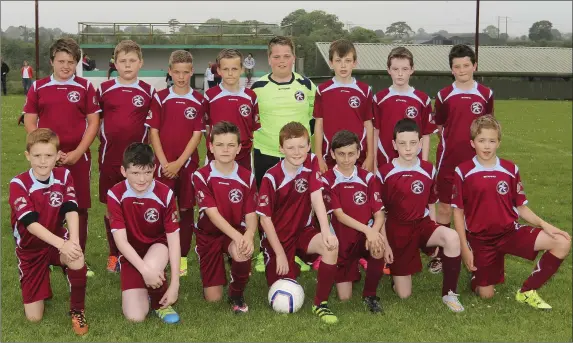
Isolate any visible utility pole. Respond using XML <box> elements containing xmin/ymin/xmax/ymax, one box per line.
<box><xmin>475</xmin><ymin>0</ymin><xmax>480</xmax><ymax>70</ymax></box>
<box><xmin>497</xmin><ymin>16</ymin><xmax>509</xmax><ymax>40</ymax></box>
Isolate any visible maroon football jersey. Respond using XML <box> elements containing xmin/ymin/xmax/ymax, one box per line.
<box><xmin>373</xmin><ymin>87</ymin><xmax>436</xmax><ymax>166</ymax></box>
<box><xmin>192</xmin><ymin>162</ymin><xmax>257</xmax><ymax>236</ymax></box>
<box><xmin>146</xmin><ymin>87</ymin><xmax>205</xmax><ymax>164</ymax></box>
<box><xmin>23</xmin><ymin>75</ymin><xmax>101</xmax><ymax>153</ymax></box>
<box><xmin>9</xmin><ymin>168</ymin><xmax>77</xmax><ymax>250</ymax></box>
<box><xmin>98</xmin><ymin>79</ymin><xmax>156</xmax><ymax>166</ymax></box>
<box><xmin>434</xmin><ymin>82</ymin><xmax>494</xmax><ymax>173</ymax></box>
<box><xmin>452</xmin><ymin>157</ymin><xmax>527</xmax><ymax>241</ymax></box>
<box><xmin>313</xmin><ymin>78</ymin><xmax>373</xmax><ymax>159</ymax></box>
<box><xmin>204</xmin><ymin>85</ymin><xmax>260</xmax><ymax>161</ymax></box>
<box><xmin>322</xmin><ymin>166</ymin><xmax>384</xmax><ymax>243</ymax></box>
<box><xmin>107</xmin><ymin>180</ymin><xmax>179</xmax><ymax>254</ymax></box>
<box><xmin>378</xmin><ymin>159</ymin><xmax>438</xmax><ymax>222</ymax></box>
<box><xmin>256</xmin><ymin>154</ymin><xmax>323</xmax><ymax>242</ymax></box>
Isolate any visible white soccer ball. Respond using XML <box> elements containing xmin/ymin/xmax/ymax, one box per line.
<box><xmin>268</xmin><ymin>278</ymin><xmax>305</xmax><ymax>313</ymax></box>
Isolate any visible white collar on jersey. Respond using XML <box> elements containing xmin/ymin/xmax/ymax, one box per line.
<box><xmin>113</xmin><ymin>77</ymin><xmax>140</xmax><ymax>87</ymax></box>
<box><xmin>388</xmin><ymin>85</ymin><xmax>415</xmax><ymax>95</ymax></box>
<box><xmin>451</xmin><ymin>80</ymin><xmax>478</xmax><ymax>92</ymax></box>
<box><xmin>472</xmin><ymin>155</ymin><xmax>500</xmax><ymax>170</ymax></box>
<box><xmin>50</xmin><ymin>74</ymin><xmax>76</xmax><ymax>84</ymax></box>
<box><xmin>280</xmin><ymin>159</ymin><xmax>309</xmax><ymax>181</ymax></box>
<box><xmin>331</xmin><ymin>76</ymin><xmax>357</xmax><ymax>86</ymax></box>
<box><xmin>333</xmin><ymin>165</ymin><xmax>358</xmax><ymax>180</ymax></box>
<box><xmin>124</xmin><ymin>179</ymin><xmax>156</xmax><ymax>198</ymax></box>
<box><xmin>209</xmin><ymin>160</ymin><xmax>239</xmax><ymax>179</ymax></box>
<box><xmin>391</xmin><ymin>157</ymin><xmax>421</xmax><ymax>170</ymax></box>
<box><xmin>218</xmin><ymin>83</ymin><xmax>245</xmax><ymax>95</ymax></box>
<box><xmin>28</xmin><ymin>168</ymin><xmax>54</xmax><ymax>186</ymax></box>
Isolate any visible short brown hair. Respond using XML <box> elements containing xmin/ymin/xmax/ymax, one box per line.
<box><xmin>279</xmin><ymin>122</ymin><xmax>309</xmax><ymax>146</ymax></box>
<box><xmin>122</xmin><ymin>143</ymin><xmax>155</xmax><ymax>169</ymax></box>
<box><xmin>470</xmin><ymin>115</ymin><xmax>502</xmax><ymax>140</ymax></box>
<box><xmin>331</xmin><ymin>130</ymin><xmax>360</xmax><ymax>152</ymax></box>
<box><xmin>268</xmin><ymin>36</ymin><xmax>294</xmax><ymax>57</ymax></box>
<box><xmin>26</xmin><ymin>128</ymin><xmax>59</xmax><ymax>152</ymax></box>
<box><xmin>114</xmin><ymin>40</ymin><xmax>142</xmax><ymax>61</ymax></box>
<box><xmin>49</xmin><ymin>38</ymin><xmax>81</xmax><ymax>63</ymax></box>
<box><xmin>387</xmin><ymin>46</ymin><xmax>414</xmax><ymax>68</ymax></box>
<box><xmin>210</xmin><ymin>121</ymin><xmax>241</xmax><ymax>144</ymax></box>
<box><xmin>329</xmin><ymin>39</ymin><xmax>357</xmax><ymax>61</ymax></box>
<box><xmin>216</xmin><ymin>48</ymin><xmax>243</xmax><ymax>66</ymax></box>
<box><xmin>169</xmin><ymin>50</ymin><xmax>193</xmax><ymax>68</ymax></box>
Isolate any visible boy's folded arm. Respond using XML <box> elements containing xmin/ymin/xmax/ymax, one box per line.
<box><xmin>205</xmin><ymin>207</ymin><xmax>243</xmax><ymax>242</ymax></box>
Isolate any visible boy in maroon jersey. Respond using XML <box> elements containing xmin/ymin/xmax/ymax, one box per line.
<box><xmin>373</xmin><ymin>46</ymin><xmax>440</xmax><ymax>273</ymax></box>
<box><xmin>108</xmin><ymin>143</ymin><xmax>181</xmax><ymax>324</ymax></box>
<box><xmin>257</xmin><ymin>122</ymin><xmax>340</xmax><ymax>324</ymax></box>
<box><xmin>9</xmin><ymin>129</ymin><xmax>89</xmax><ymax>335</ymax></box>
<box><xmin>378</xmin><ymin>119</ymin><xmax>464</xmax><ymax>312</ymax></box>
<box><xmin>98</xmin><ymin>40</ymin><xmax>157</xmax><ymax>273</ymax></box>
<box><xmin>434</xmin><ymin>44</ymin><xmax>494</xmax><ymax>232</ymax></box>
<box><xmin>204</xmin><ymin>48</ymin><xmax>260</xmax><ymax>171</ymax></box>
<box><xmin>148</xmin><ymin>50</ymin><xmax>204</xmax><ymax>277</ymax></box>
<box><xmin>22</xmin><ymin>38</ymin><xmax>101</xmax><ymax>277</ymax></box>
<box><xmin>321</xmin><ymin>130</ymin><xmax>386</xmax><ymax>313</ymax></box>
<box><xmin>452</xmin><ymin>116</ymin><xmax>570</xmax><ymax>309</ymax></box>
<box><xmin>313</xmin><ymin>39</ymin><xmax>375</xmax><ymax>173</ymax></box>
<box><xmin>192</xmin><ymin>121</ymin><xmax>257</xmax><ymax>314</ymax></box>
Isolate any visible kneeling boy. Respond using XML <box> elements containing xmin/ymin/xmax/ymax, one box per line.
<box><xmin>108</xmin><ymin>143</ymin><xmax>181</xmax><ymax>323</ymax></box>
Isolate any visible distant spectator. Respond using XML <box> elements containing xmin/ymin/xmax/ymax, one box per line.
<box><xmin>21</xmin><ymin>60</ymin><xmax>33</xmax><ymax>94</ymax></box>
<box><xmin>211</xmin><ymin>61</ymin><xmax>221</xmax><ymax>85</ymax></box>
<box><xmin>205</xmin><ymin>61</ymin><xmax>215</xmax><ymax>89</ymax></box>
<box><xmin>1</xmin><ymin>58</ymin><xmax>9</xmax><ymax>95</ymax></box>
<box><xmin>107</xmin><ymin>53</ymin><xmax>116</xmax><ymax>79</ymax></box>
<box><xmin>166</xmin><ymin>72</ymin><xmax>173</xmax><ymax>88</ymax></box>
<box><xmin>244</xmin><ymin>53</ymin><xmax>255</xmax><ymax>84</ymax></box>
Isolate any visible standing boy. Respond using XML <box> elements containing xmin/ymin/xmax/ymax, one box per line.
<box><xmin>10</xmin><ymin>129</ymin><xmax>89</xmax><ymax>335</ymax></box>
<box><xmin>147</xmin><ymin>50</ymin><xmax>204</xmax><ymax>277</ymax></box>
<box><xmin>23</xmin><ymin>38</ymin><xmax>101</xmax><ymax>276</ymax></box>
<box><xmin>251</xmin><ymin>36</ymin><xmax>316</xmax><ymax>272</ymax></box>
<box><xmin>98</xmin><ymin>40</ymin><xmax>156</xmax><ymax>273</ymax></box>
<box><xmin>433</xmin><ymin>44</ymin><xmax>494</xmax><ymax>231</ymax></box>
<box><xmin>108</xmin><ymin>143</ymin><xmax>181</xmax><ymax>324</ymax></box>
<box><xmin>321</xmin><ymin>130</ymin><xmax>386</xmax><ymax>313</ymax></box>
<box><xmin>257</xmin><ymin>122</ymin><xmax>340</xmax><ymax>324</ymax></box>
<box><xmin>313</xmin><ymin>39</ymin><xmax>375</xmax><ymax>173</ymax></box>
<box><xmin>378</xmin><ymin>119</ymin><xmax>464</xmax><ymax>312</ymax></box>
<box><xmin>204</xmin><ymin>49</ymin><xmax>260</xmax><ymax>171</ymax></box>
<box><xmin>192</xmin><ymin>121</ymin><xmax>257</xmax><ymax>313</ymax></box>
<box><xmin>453</xmin><ymin>116</ymin><xmax>570</xmax><ymax>309</ymax></box>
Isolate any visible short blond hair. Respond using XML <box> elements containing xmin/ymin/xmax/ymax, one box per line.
<box><xmin>268</xmin><ymin>36</ymin><xmax>294</xmax><ymax>57</ymax></box>
<box><xmin>26</xmin><ymin>128</ymin><xmax>59</xmax><ymax>152</ymax></box>
<box><xmin>216</xmin><ymin>48</ymin><xmax>243</xmax><ymax>66</ymax></box>
<box><xmin>114</xmin><ymin>40</ymin><xmax>142</xmax><ymax>61</ymax></box>
<box><xmin>470</xmin><ymin>115</ymin><xmax>502</xmax><ymax>140</ymax></box>
<box><xmin>169</xmin><ymin>50</ymin><xmax>193</xmax><ymax>67</ymax></box>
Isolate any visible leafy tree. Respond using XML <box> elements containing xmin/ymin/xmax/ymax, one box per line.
<box><xmin>347</xmin><ymin>27</ymin><xmax>380</xmax><ymax>43</ymax></box>
<box><xmin>551</xmin><ymin>28</ymin><xmax>562</xmax><ymax>40</ymax></box>
<box><xmin>482</xmin><ymin>25</ymin><xmax>499</xmax><ymax>38</ymax></box>
<box><xmin>529</xmin><ymin>20</ymin><xmax>553</xmax><ymax>41</ymax></box>
<box><xmin>385</xmin><ymin>21</ymin><xmax>413</xmax><ymax>39</ymax></box>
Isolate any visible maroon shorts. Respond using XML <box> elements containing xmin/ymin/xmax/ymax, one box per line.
<box><xmin>16</xmin><ymin>228</ymin><xmax>68</xmax><ymax>304</ymax></box>
<box><xmin>336</xmin><ymin>234</ymin><xmax>369</xmax><ymax>283</ymax></box>
<box><xmin>118</xmin><ymin>243</ymin><xmax>167</xmax><ymax>291</ymax></box>
<box><xmin>194</xmin><ymin>231</ymin><xmax>234</xmax><ymax>288</ymax></box>
<box><xmin>155</xmin><ymin>161</ymin><xmax>198</xmax><ymax>209</ymax></box>
<box><xmin>64</xmin><ymin>153</ymin><xmax>92</xmax><ymax>208</ymax></box>
<box><xmin>206</xmin><ymin>150</ymin><xmax>252</xmax><ymax>171</ymax></box>
<box><xmin>99</xmin><ymin>163</ymin><xmax>124</xmax><ymax>205</ymax></box>
<box><xmin>468</xmin><ymin>225</ymin><xmax>541</xmax><ymax>290</ymax></box>
<box><xmin>386</xmin><ymin>216</ymin><xmax>440</xmax><ymax>276</ymax></box>
<box><xmin>261</xmin><ymin>226</ymin><xmax>320</xmax><ymax>287</ymax></box>
<box><xmin>435</xmin><ymin>168</ymin><xmax>455</xmax><ymax>204</ymax></box>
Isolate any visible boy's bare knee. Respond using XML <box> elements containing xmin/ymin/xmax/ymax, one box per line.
<box><xmin>556</xmin><ymin>236</ymin><xmax>571</xmax><ymax>257</ymax></box>
<box><xmin>396</xmin><ymin>289</ymin><xmax>411</xmax><ymax>299</ymax></box>
<box><xmin>125</xmin><ymin>314</ymin><xmax>147</xmax><ymax>322</ymax></box>
<box><xmin>26</xmin><ymin>314</ymin><xmax>43</xmax><ymax>323</ymax></box>
<box><xmin>338</xmin><ymin>294</ymin><xmax>352</xmax><ymax>301</ymax></box>
<box><xmin>477</xmin><ymin>287</ymin><xmax>495</xmax><ymax>299</ymax></box>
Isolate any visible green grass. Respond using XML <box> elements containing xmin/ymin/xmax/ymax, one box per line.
<box><xmin>1</xmin><ymin>95</ymin><xmax>572</xmax><ymax>342</ymax></box>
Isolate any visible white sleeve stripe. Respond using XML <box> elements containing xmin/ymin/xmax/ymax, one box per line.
<box><xmin>10</xmin><ymin>178</ymin><xmax>27</xmax><ymax>192</ymax></box>
<box><xmin>18</xmin><ymin>211</ymin><xmax>32</xmax><ymax>220</ymax></box>
<box><xmin>107</xmin><ymin>191</ymin><xmax>120</xmax><ymax>204</ymax></box>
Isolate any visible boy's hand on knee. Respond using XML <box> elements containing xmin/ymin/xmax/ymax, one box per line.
<box><xmin>541</xmin><ymin>222</ymin><xmax>571</xmax><ymax>241</ymax></box>
<box><xmin>322</xmin><ymin>232</ymin><xmax>338</xmax><ymax>251</ymax></box>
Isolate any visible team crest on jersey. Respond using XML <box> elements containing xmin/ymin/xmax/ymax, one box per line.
<box><xmin>49</xmin><ymin>191</ymin><xmax>63</xmax><ymax>207</ymax></box>
<box><xmin>470</xmin><ymin>102</ymin><xmax>483</xmax><ymax>115</ymax></box>
<box><xmin>374</xmin><ymin>191</ymin><xmax>382</xmax><ymax>203</ymax></box>
<box><xmin>258</xmin><ymin>194</ymin><xmax>269</xmax><ymax>207</ymax></box>
<box><xmin>14</xmin><ymin>197</ymin><xmax>27</xmax><ymax>211</ymax></box>
<box><xmin>196</xmin><ymin>190</ymin><xmax>205</xmax><ymax>204</ymax></box>
<box><xmin>229</xmin><ymin>189</ymin><xmax>243</xmax><ymax>203</ymax></box>
<box><xmin>132</xmin><ymin>95</ymin><xmax>145</xmax><ymax>108</ymax></box>
<box><xmin>406</xmin><ymin>106</ymin><xmax>418</xmax><ymax>118</ymax></box>
<box><xmin>144</xmin><ymin>208</ymin><xmax>159</xmax><ymax>223</ymax></box>
<box><xmin>348</xmin><ymin>96</ymin><xmax>361</xmax><ymax>108</ymax></box>
<box><xmin>294</xmin><ymin>179</ymin><xmax>308</xmax><ymax>193</ymax></box>
<box><xmin>497</xmin><ymin>180</ymin><xmax>509</xmax><ymax>195</ymax></box>
<box><xmin>411</xmin><ymin>180</ymin><xmax>424</xmax><ymax>194</ymax></box>
<box><xmin>239</xmin><ymin>104</ymin><xmax>251</xmax><ymax>117</ymax></box>
<box><xmin>517</xmin><ymin>181</ymin><xmax>525</xmax><ymax>195</ymax></box>
<box><xmin>184</xmin><ymin>107</ymin><xmax>197</xmax><ymax>119</ymax></box>
<box><xmin>294</xmin><ymin>91</ymin><xmax>305</xmax><ymax>102</ymax></box>
<box><xmin>353</xmin><ymin>191</ymin><xmax>367</xmax><ymax>205</ymax></box>
<box><xmin>67</xmin><ymin>91</ymin><xmax>80</xmax><ymax>103</ymax></box>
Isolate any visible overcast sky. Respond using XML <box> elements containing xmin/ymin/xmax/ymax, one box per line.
<box><xmin>1</xmin><ymin>1</ymin><xmax>571</xmax><ymax>37</ymax></box>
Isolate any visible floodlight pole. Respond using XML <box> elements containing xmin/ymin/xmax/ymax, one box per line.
<box><xmin>35</xmin><ymin>0</ymin><xmax>40</xmax><ymax>79</ymax></box>
<box><xmin>474</xmin><ymin>0</ymin><xmax>480</xmax><ymax>71</ymax></box>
